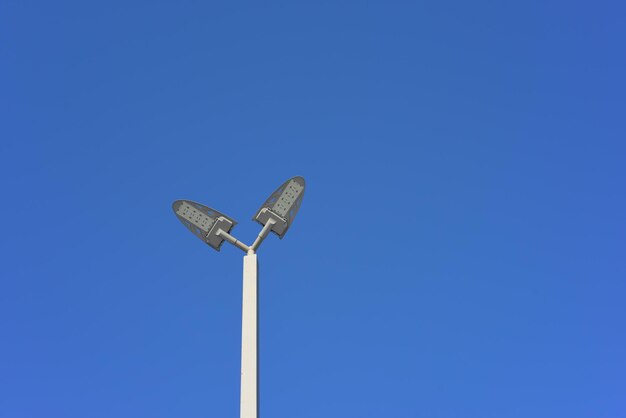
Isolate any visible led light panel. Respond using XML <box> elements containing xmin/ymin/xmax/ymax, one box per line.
<box><xmin>176</xmin><ymin>201</ymin><xmax>215</xmax><ymax>232</ymax></box>
<box><xmin>272</xmin><ymin>179</ymin><xmax>304</xmax><ymax>217</ymax></box>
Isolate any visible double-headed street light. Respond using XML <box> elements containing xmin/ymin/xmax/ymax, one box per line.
<box><xmin>172</xmin><ymin>176</ymin><xmax>305</xmax><ymax>418</ymax></box>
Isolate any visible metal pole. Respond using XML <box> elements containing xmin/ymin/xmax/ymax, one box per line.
<box><xmin>240</xmin><ymin>251</ymin><xmax>258</xmax><ymax>418</ymax></box>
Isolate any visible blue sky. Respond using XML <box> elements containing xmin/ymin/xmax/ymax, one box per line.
<box><xmin>1</xmin><ymin>1</ymin><xmax>625</xmax><ymax>417</ymax></box>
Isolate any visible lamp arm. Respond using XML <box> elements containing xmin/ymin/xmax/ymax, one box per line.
<box><xmin>217</xmin><ymin>229</ymin><xmax>251</xmax><ymax>253</ymax></box>
<box><xmin>249</xmin><ymin>219</ymin><xmax>276</xmax><ymax>252</ymax></box>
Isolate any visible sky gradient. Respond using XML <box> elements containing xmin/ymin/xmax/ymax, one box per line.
<box><xmin>1</xmin><ymin>1</ymin><xmax>625</xmax><ymax>417</ymax></box>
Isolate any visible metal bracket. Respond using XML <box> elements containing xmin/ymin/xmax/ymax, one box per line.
<box><xmin>255</xmin><ymin>208</ymin><xmax>288</xmax><ymax>238</ymax></box>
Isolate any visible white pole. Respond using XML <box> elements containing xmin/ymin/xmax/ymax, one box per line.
<box><xmin>240</xmin><ymin>251</ymin><xmax>258</xmax><ymax>418</ymax></box>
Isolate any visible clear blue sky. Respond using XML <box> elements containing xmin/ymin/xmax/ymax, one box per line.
<box><xmin>1</xmin><ymin>1</ymin><xmax>625</xmax><ymax>417</ymax></box>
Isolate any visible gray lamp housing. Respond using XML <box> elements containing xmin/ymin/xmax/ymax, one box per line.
<box><xmin>172</xmin><ymin>200</ymin><xmax>237</xmax><ymax>251</ymax></box>
<box><xmin>252</xmin><ymin>176</ymin><xmax>305</xmax><ymax>239</ymax></box>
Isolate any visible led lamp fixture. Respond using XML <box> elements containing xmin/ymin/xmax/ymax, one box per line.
<box><xmin>172</xmin><ymin>200</ymin><xmax>238</xmax><ymax>251</ymax></box>
<box><xmin>253</xmin><ymin>176</ymin><xmax>305</xmax><ymax>239</ymax></box>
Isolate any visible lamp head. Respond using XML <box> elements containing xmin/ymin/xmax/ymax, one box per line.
<box><xmin>172</xmin><ymin>200</ymin><xmax>237</xmax><ymax>251</ymax></box>
<box><xmin>252</xmin><ymin>176</ymin><xmax>305</xmax><ymax>239</ymax></box>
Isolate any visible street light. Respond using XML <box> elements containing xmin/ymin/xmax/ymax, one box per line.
<box><xmin>172</xmin><ymin>176</ymin><xmax>306</xmax><ymax>418</ymax></box>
